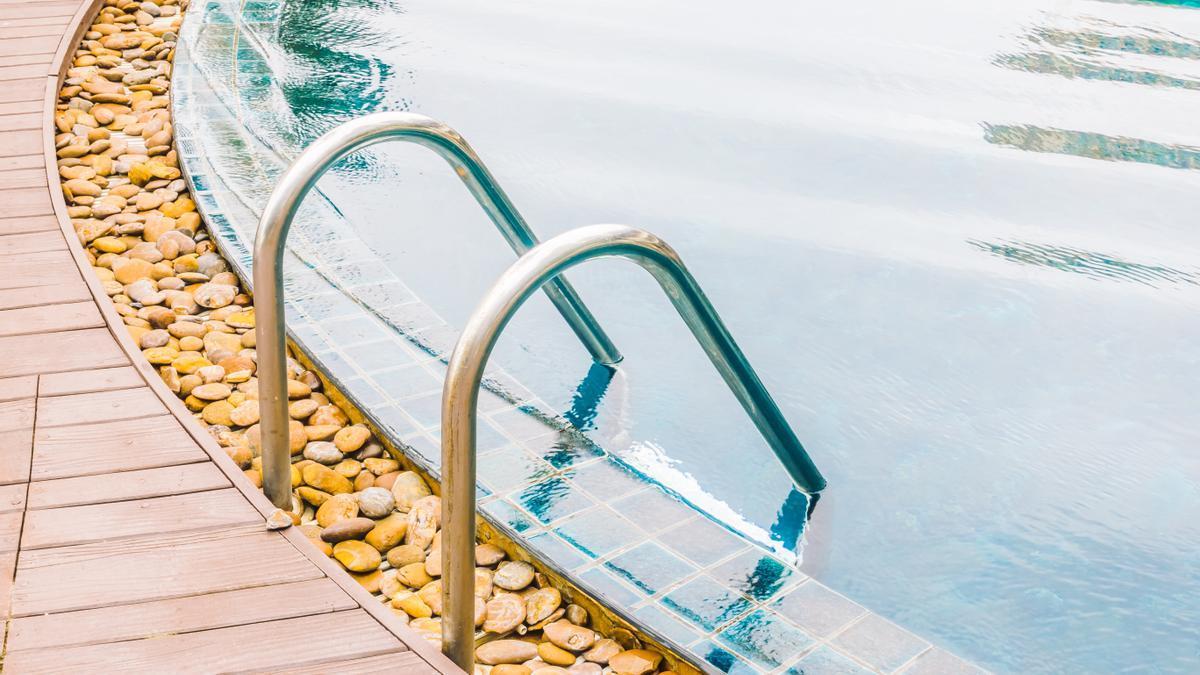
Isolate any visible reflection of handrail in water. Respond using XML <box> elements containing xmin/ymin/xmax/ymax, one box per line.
<box><xmin>253</xmin><ymin>112</ymin><xmax>623</xmax><ymax>509</ymax></box>
<box><xmin>440</xmin><ymin>224</ymin><xmax>827</xmax><ymax>671</ymax></box>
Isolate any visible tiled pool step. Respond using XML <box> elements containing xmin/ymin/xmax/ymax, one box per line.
<box><xmin>173</xmin><ymin>2</ymin><xmax>987</xmax><ymax>673</ymax></box>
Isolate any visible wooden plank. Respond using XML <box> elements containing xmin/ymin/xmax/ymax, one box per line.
<box><xmin>21</xmin><ymin>488</ymin><xmax>260</xmax><ymax>549</ymax></box>
<box><xmin>0</xmin><ymin>111</ymin><xmax>41</xmax><ymax>131</ymax></box>
<box><xmin>0</xmin><ymin>152</ymin><xmax>41</xmax><ymax>170</ymax></box>
<box><xmin>0</xmin><ymin>426</ymin><xmax>33</xmax><ymax>485</ymax></box>
<box><xmin>38</xmin><ymin>365</ymin><xmax>142</xmax><ymax>396</ymax></box>
<box><xmin>28</xmin><ymin>462</ymin><xmax>228</xmax><ymax>509</ymax></box>
<box><xmin>0</xmin><ymin>213</ymin><xmax>58</xmax><ymax>236</ymax></box>
<box><xmin>6</xmin><ymin>578</ymin><xmax>357</xmax><ymax>652</ymax></box>
<box><xmin>0</xmin><ymin>549</ymin><xmax>15</xmax><ymax>618</ymax></box>
<box><xmin>0</xmin><ymin>397</ymin><xmax>33</xmax><ymax>431</ymax></box>
<box><xmin>32</xmin><ymin>415</ymin><xmax>206</xmax><ymax>480</ymax></box>
<box><xmin>36</xmin><ymin>386</ymin><xmax>165</xmax><ymax>428</ymax></box>
<box><xmin>3</xmin><ymin>610</ymin><xmax>408</xmax><ymax>674</ymax></box>
<box><xmin>0</xmin><ymin>300</ymin><xmax>102</xmax><ymax>336</ymax></box>
<box><xmin>0</xmin><ymin>76</ymin><xmax>43</xmax><ymax>101</ymax></box>
<box><xmin>0</xmin><ymin>374</ymin><xmax>36</xmax><ymax>401</ymax></box>
<box><xmin>266</xmin><ymin>651</ymin><xmax>433</xmax><ymax>675</ymax></box>
<box><xmin>0</xmin><ymin>481</ymin><xmax>26</xmax><ymax>512</ymax></box>
<box><xmin>0</xmin><ymin>96</ymin><xmax>40</xmax><ymax>112</ymax></box>
<box><xmin>0</xmin><ymin>231</ymin><xmax>64</xmax><ymax>256</ymax></box>
<box><xmin>0</xmin><ymin>184</ymin><xmax>52</xmax><ymax>216</ymax></box>
<box><xmin>0</xmin><ymin>280</ymin><xmax>89</xmax><ymax>310</ymax></box>
<box><xmin>0</xmin><ymin>4</ymin><xmax>77</xmax><ymax>21</ymax></box>
<box><xmin>0</xmin><ymin>23</ymin><xmax>68</xmax><ymax>38</ymax></box>
<box><xmin>11</xmin><ymin>525</ymin><xmax>322</xmax><ymax>616</ymax></box>
<box><xmin>0</xmin><ymin>250</ymin><xmax>82</xmax><ymax>291</ymax></box>
<box><xmin>0</xmin><ymin>13</ymin><xmax>73</xmax><ymax>25</ymax></box>
<box><xmin>0</xmin><ymin>509</ymin><xmax>23</xmax><ymax>551</ymax></box>
<box><xmin>0</xmin><ymin>327</ymin><xmax>126</xmax><ymax>377</ymax></box>
<box><xmin>0</xmin><ymin>129</ymin><xmax>43</xmax><ymax>157</ymax></box>
<box><xmin>0</xmin><ymin>165</ymin><xmax>45</xmax><ymax>186</ymax></box>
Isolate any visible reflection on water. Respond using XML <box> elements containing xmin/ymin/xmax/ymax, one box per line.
<box><xmin>982</xmin><ymin>123</ymin><xmax>1200</xmax><ymax>169</ymax></box>
<box><xmin>968</xmin><ymin>239</ymin><xmax>1200</xmax><ymax>287</ymax></box>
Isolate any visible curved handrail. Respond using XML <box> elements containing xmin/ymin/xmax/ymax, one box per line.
<box><xmin>253</xmin><ymin>112</ymin><xmax>622</xmax><ymax>507</ymax></box>
<box><xmin>440</xmin><ymin>224</ymin><xmax>827</xmax><ymax>670</ymax></box>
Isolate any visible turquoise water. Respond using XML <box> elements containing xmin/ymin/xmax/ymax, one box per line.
<box><xmin>219</xmin><ymin>0</ymin><xmax>1199</xmax><ymax>670</ymax></box>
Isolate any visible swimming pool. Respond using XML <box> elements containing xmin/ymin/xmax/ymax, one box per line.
<box><xmin>183</xmin><ymin>0</ymin><xmax>1200</xmax><ymax>671</ymax></box>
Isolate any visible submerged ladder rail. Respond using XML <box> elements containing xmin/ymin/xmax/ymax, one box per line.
<box><xmin>440</xmin><ymin>224</ymin><xmax>827</xmax><ymax>671</ymax></box>
<box><xmin>253</xmin><ymin>112</ymin><xmax>623</xmax><ymax>509</ymax></box>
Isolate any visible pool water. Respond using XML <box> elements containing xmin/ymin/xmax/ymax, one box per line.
<box><xmin>220</xmin><ymin>0</ymin><xmax>1200</xmax><ymax>671</ymax></box>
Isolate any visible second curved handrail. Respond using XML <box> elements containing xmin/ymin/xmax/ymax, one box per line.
<box><xmin>439</xmin><ymin>224</ymin><xmax>827</xmax><ymax>671</ymax></box>
<box><xmin>253</xmin><ymin>112</ymin><xmax>622</xmax><ymax>508</ymax></box>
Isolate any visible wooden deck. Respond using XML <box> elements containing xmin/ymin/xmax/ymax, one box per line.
<box><xmin>0</xmin><ymin>0</ymin><xmax>457</xmax><ymax>671</ymax></box>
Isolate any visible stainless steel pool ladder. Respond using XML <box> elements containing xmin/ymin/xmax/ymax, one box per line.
<box><xmin>251</xmin><ymin>113</ymin><xmax>826</xmax><ymax>672</ymax></box>
<box><xmin>440</xmin><ymin>223</ymin><xmax>825</xmax><ymax>670</ymax></box>
<box><xmin>253</xmin><ymin>111</ymin><xmax>623</xmax><ymax>510</ymax></box>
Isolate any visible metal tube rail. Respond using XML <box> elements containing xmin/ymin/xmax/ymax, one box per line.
<box><xmin>441</xmin><ymin>224</ymin><xmax>827</xmax><ymax>671</ymax></box>
<box><xmin>253</xmin><ymin>112</ymin><xmax>623</xmax><ymax>508</ymax></box>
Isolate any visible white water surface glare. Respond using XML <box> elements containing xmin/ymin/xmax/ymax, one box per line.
<box><xmin>232</xmin><ymin>0</ymin><xmax>1200</xmax><ymax>671</ymax></box>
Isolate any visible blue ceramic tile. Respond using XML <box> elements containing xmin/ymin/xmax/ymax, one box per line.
<box><xmin>297</xmin><ymin>292</ymin><xmax>361</xmax><ymax>321</ymax></box>
<box><xmin>515</xmin><ymin>476</ymin><xmax>595</xmax><ymax>525</ymax></box>
<box><xmin>568</xmin><ymin>457</ymin><xmax>647</xmax><ymax>500</ymax></box>
<box><xmin>634</xmin><ymin>603</ymin><xmax>703</xmax><ymax>647</ymax></box>
<box><xmin>693</xmin><ymin>640</ymin><xmax>759</xmax><ymax>675</ymax></box>
<box><xmin>900</xmin><ymin>647</ymin><xmax>985</xmax><ymax>675</ymax></box>
<box><xmin>490</xmin><ymin>406</ymin><xmax>559</xmax><ymax>442</ymax></box>
<box><xmin>662</xmin><ymin>575</ymin><xmax>754</xmax><ymax>632</ymax></box>
<box><xmin>481</xmin><ymin>499</ymin><xmax>537</xmax><ymax>535</ymax></box>
<box><xmin>477</xmin><ymin>445</ymin><xmax>555</xmax><ymax>493</ymax></box>
<box><xmin>604</xmin><ymin>541</ymin><xmax>696</xmax><ymax>596</ymax></box>
<box><xmin>320</xmin><ymin>315</ymin><xmax>393</xmax><ymax>347</ymax></box>
<box><xmin>658</xmin><ymin>516</ymin><xmax>749</xmax><ymax>567</ymax></box>
<box><xmin>375</xmin><ymin>365</ymin><xmax>442</xmax><ymax>400</ymax></box>
<box><xmin>312</xmin><ymin>349</ymin><xmax>352</xmax><ymax>375</ymax></box>
<box><xmin>772</xmin><ymin>581</ymin><xmax>867</xmax><ymax>638</ymax></box>
<box><xmin>348</xmin><ymin>339</ymin><xmax>416</xmax><ymax>373</ymax></box>
<box><xmin>522</xmin><ymin>430</ymin><xmax>604</xmax><ymax>469</ymax></box>
<box><xmin>430</xmin><ymin>418</ymin><xmax>510</xmax><ymax>454</ymax></box>
<box><xmin>527</xmin><ymin>532</ymin><xmax>588</xmax><ymax>571</ymax></box>
<box><xmin>400</xmin><ymin>432</ymin><xmax>440</xmax><ymax>465</ymax></box>
<box><xmin>339</xmin><ymin>377</ymin><xmax>388</xmax><ymax>408</ymax></box>
<box><xmin>716</xmin><ymin>609</ymin><xmax>815</xmax><ymax>669</ymax></box>
<box><xmin>577</xmin><ymin>566</ymin><xmax>643</xmax><ymax>609</ymax></box>
<box><xmin>610</xmin><ymin>487</ymin><xmax>697</xmax><ymax>534</ymax></box>
<box><xmin>349</xmin><ymin>280</ymin><xmax>417</xmax><ymax>307</ymax></box>
<box><xmin>785</xmin><ymin>646</ymin><xmax>871</xmax><ymax>675</ymax></box>
<box><xmin>711</xmin><ymin>549</ymin><xmax>797</xmax><ymax>601</ymax></box>
<box><xmin>371</xmin><ymin>404</ymin><xmax>418</xmax><ymax>437</ymax></box>
<box><xmin>831</xmin><ymin>614</ymin><xmax>930</xmax><ymax>673</ymax></box>
<box><xmin>375</xmin><ymin>301</ymin><xmax>444</xmax><ymax>333</ymax></box>
<box><xmin>554</xmin><ymin>506</ymin><xmax>643</xmax><ymax>559</ymax></box>
<box><xmin>398</xmin><ymin>391</ymin><xmax>442</xmax><ymax>428</ymax></box>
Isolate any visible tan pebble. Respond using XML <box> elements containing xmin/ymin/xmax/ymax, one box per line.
<box><xmin>385</xmin><ymin>542</ymin><xmax>424</xmax><ymax>567</ymax></box>
<box><xmin>526</xmin><ymin>588</ymin><xmax>562</xmax><ymax>625</ymax></box>
<box><xmin>309</xmin><ymin>404</ymin><xmax>348</xmax><ymax>427</ymax></box>
<box><xmin>332</xmin><ymin>458</ymin><xmax>361</xmax><ymax>478</ymax></box>
<box><xmin>606</xmin><ymin>651</ymin><xmax>662</xmax><ymax>675</ymax></box>
<box><xmin>349</xmin><ymin>568</ymin><xmax>382</xmax><ymax>593</ymax></box>
<box><xmin>287</xmin><ymin>379</ymin><xmax>311</xmax><ymax>399</ymax></box>
<box><xmin>305</xmin><ymin>424</ymin><xmax>340</xmax><ymax>442</ymax></box>
<box><xmin>297</xmin><ymin>486</ymin><xmax>331</xmax><ymax>507</ymax></box>
<box><xmin>484</xmin><ymin>594</ymin><xmax>526</xmax><ymax>634</ymax></box>
<box><xmin>178</xmin><ymin>373</ymin><xmax>201</xmax><ymax>397</ymax></box>
<box><xmin>288</xmin><ymin>398</ymin><xmax>319</xmax><ymax>419</ymax></box>
<box><xmin>303</xmin><ymin>463</ymin><xmax>353</xmax><ymax>495</ymax></box>
<box><xmin>201</xmin><ymin>400</ymin><xmax>234</xmax><ymax>426</ymax></box>
<box><xmin>543</xmin><ymin>620</ymin><xmax>597</xmax><ymax>652</ymax></box>
<box><xmin>397</xmin><ymin>562</ymin><xmax>434</xmax><ymax>589</ymax></box>
<box><xmin>476</xmin><ymin>543</ymin><xmax>506</xmax><ymax>566</ymax></box>
<box><xmin>392</xmin><ymin>590</ymin><xmax>433</xmax><ymax>619</ymax></box>
<box><xmin>476</xmin><ymin>640</ymin><xmax>538</xmax><ymax>666</ymax></box>
<box><xmin>319</xmin><ymin>516</ymin><xmax>375</xmax><ymax>543</ymax></box>
<box><xmin>191</xmin><ymin>382</ymin><xmax>231</xmax><ymax>401</ymax></box>
<box><xmin>353</xmin><ymin>471</ymin><xmax>375</xmax><ymax>491</ymax></box>
<box><xmin>582</xmin><ymin>640</ymin><xmax>621</xmax><ymax>665</ymax></box>
<box><xmin>141</xmin><ymin>345</ymin><xmax>178</xmax><ymax>364</ymax></box>
<box><xmin>492</xmin><ymin>666</ymin><xmax>533</xmax><ymax>675</ymax></box>
<box><xmin>565</xmin><ymin>604</ymin><xmax>588</xmax><ymax>626</ymax></box>
<box><xmin>363</xmin><ymin>457</ymin><xmax>399</xmax><ymax>475</ymax></box>
<box><xmin>316</xmin><ymin>493</ymin><xmax>359</xmax><ymax>528</ymax></box>
<box><xmin>229</xmin><ymin>399</ymin><xmax>260</xmax><ymax>426</ymax></box>
<box><xmin>178</xmin><ymin>335</ymin><xmax>203</xmax><ymax>351</ymax></box>
<box><xmin>331</xmin><ymin>538</ymin><xmax>376</xmax><ymax>569</ymax></box>
<box><xmin>391</xmin><ymin>471</ymin><xmax>432</xmax><ymax>511</ymax></box>
<box><xmin>538</xmin><ymin>643</ymin><xmax>577</xmax><ymax>667</ymax></box>
<box><xmin>417</xmin><ymin>580</ymin><xmax>443</xmax><ymax>615</ymax></box>
<box><xmin>334</xmin><ymin>425</ymin><xmax>371</xmax><ymax>453</ymax></box>
<box><xmin>494</xmin><ymin>561</ymin><xmax>536</xmax><ymax>591</ymax></box>
<box><xmin>374</xmin><ymin>470</ymin><xmax>401</xmax><ymax>490</ymax></box>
